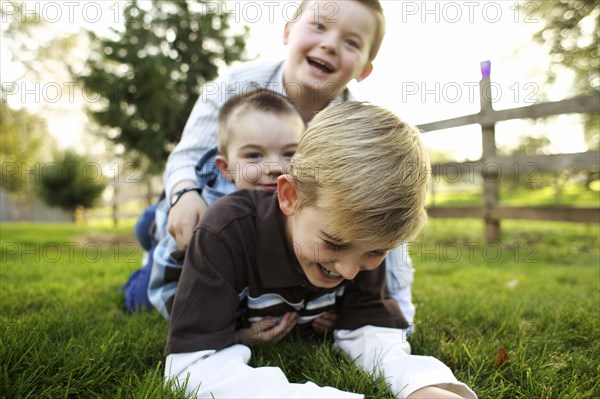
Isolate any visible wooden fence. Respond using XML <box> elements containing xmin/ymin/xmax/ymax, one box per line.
<box><xmin>417</xmin><ymin>61</ymin><xmax>600</xmax><ymax>243</ymax></box>
<box><xmin>90</xmin><ymin>61</ymin><xmax>599</xmax><ymax>236</ymax></box>
<box><xmin>87</xmin><ymin>177</ymin><xmax>161</xmax><ymax>227</ymax></box>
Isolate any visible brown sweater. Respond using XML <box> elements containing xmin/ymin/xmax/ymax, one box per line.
<box><xmin>166</xmin><ymin>189</ymin><xmax>407</xmax><ymax>355</ymax></box>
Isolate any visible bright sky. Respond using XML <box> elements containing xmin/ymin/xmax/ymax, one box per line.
<box><xmin>1</xmin><ymin>0</ymin><xmax>588</xmax><ymax>159</ymax></box>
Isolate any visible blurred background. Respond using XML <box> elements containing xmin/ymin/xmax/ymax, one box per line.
<box><xmin>1</xmin><ymin>0</ymin><xmax>598</xmax><ymax>233</ymax></box>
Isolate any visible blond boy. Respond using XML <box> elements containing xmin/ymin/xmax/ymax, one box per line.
<box><xmin>166</xmin><ymin>102</ymin><xmax>477</xmax><ymax>399</ymax></box>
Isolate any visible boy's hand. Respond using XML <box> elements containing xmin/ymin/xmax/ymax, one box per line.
<box><xmin>312</xmin><ymin>311</ymin><xmax>338</xmax><ymax>334</ymax></box>
<box><xmin>168</xmin><ymin>184</ymin><xmax>207</xmax><ymax>251</ymax></box>
<box><xmin>407</xmin><ymin>386</ymin><xmax>466</xmax><ymax>398</ymax></box>
<box><xmin>234</xmin><ymin>312</ymin><xmax>297</xmax><ymax>346</ymax></box>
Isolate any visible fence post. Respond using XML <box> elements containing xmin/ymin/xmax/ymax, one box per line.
<box><xmin>112</xmin><ymin>181</ymin><xmax>119</xmax><ymax>228</ymax></box>
<box><xmin>479</xmin><ymin>61</ymin><xmax>500</xmax><ymax>243</ymax></box>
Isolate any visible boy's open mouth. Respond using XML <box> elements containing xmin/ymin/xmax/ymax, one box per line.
<box><xmin>307</xmin><ymin>57</ymin><xmax>334</xmax><ymax>74</ymax></box>
<box><xmin>318</xmin><ymin>263</ymin><xmax>342</xmax><ymax>279</ymax></box>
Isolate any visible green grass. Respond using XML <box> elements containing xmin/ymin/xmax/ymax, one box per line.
<box><xmin>411</xmin><ymin>220</ymin><xmax>599</xmax><ymax>398</ymax></box>
<box><xmin>1</xmin><ymin>223</ymin><xmax>184</xmax><ymax>398</ymax></box>
<box><xmin>1</xmin><ymin>221</ymin><xmax>599</xmax><ymax>398</ymax></box>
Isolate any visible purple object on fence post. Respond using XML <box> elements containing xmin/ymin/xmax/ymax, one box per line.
<box><xmin>480</xmin><ymin>60</ymin><xmax>491</xmax><ymax>79</ymax></box>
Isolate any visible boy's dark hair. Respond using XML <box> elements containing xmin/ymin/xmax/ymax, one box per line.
<box><xmin>217</xmin><ymin>88</ymin><xmax>302</xmax><ymax>155</ymax></box>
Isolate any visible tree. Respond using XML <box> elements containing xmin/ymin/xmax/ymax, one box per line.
<box><xmin>1</xmin><ymin>1</ymin><xmax>80</xmax><ymax>96</ymax></box>
<box><xmin>530</xmin><ymin>0</ymin><xmax>599</xmax><ymax>149</ymax></box>
<box><xmin>75</xmin><ymin>0</ymin><xmax>248</xmax><ymax>172</ymax></box>
<box><xmin>38</xmin><ymin>150</ymin><xmax>107</xmax><ymax>219</ymax></box>
<box><xmin>0</xmin><ymin>102</ymin><xmax>47</xmax><ymax>195</ymax></box>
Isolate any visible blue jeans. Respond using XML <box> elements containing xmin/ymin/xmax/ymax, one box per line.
<box><xmin>122</xmin><ymin>204</ymin><xmax>157</xmax><ymax>312</ymax></box>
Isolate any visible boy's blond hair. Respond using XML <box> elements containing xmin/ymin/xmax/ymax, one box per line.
<box><xmin>217</xmin><ymin>88</ymin><xmax>302</xmax><ymax>157</ymax></box>
<box><xmin>290</xmin><ymin>102</ymin><xmax>429</xmax><ymax>247</ymax></box>
<box><xmin>292</xmin><ymin>0</ymin><xmax>386</xmax><ymax>63</ymax></box>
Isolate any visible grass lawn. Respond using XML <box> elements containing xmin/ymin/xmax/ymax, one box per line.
<box><xmin>1</xmin><ymin>220</ymin><xmax>598</xmax><ymax>398</ymax></box>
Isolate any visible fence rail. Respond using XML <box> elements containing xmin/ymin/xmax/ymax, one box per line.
<box><xmin>88</xmin><ymin>63</ymin><xmax>599</xmax><ymax>234</ymax></box>
<box><xmin>427</xmin><ymin>206</ymin><xmax>599</xmax><ymax>224</ymax></box>
<box><xmin>418</xmin><ymin>93</ymin><xmax>599</xmax><ymax>131</ymax></box>
<box><xmin>431</xmin><ymin>151</ymin><xmax>600</xmax><ymax>176</ymax></box>
<box><xmin>417</xmin><ymin>61</ymin><xmax>599</xmax><ymax>242</ymax></box>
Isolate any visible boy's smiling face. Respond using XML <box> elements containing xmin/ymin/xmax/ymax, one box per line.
<box><xmin>283</xmin><ymin>0</ymin><xmax>376</xmax><ymax>100</ymax></box>
<box><xmin>216</xmin><ymin>111</ymin><xmax>304</xmax><ymax>192</ymax></box>
<box><xmin>277</xmin><ymin>176</ymin><xmax>389</xmax><ymax>289</ymax></box>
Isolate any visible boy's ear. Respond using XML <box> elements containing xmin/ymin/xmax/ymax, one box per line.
<box><xmin>215</xmin><ymin>155</ymin><xmax>234</xmax><ymax>183</ymax></box>
<box><xmin>283</xmin><ymin>22</ymin><xmax>292</xmax><ymax>45</ymax></box>
<box><xmin>277</xmin><ymin>174</ymin><xmax>298</xmax><ymax>216</ymax></box>
<box><xmin>356</xmin><ymin>63</ymin><xmax>373</xmax><ymax>82</ymax></box>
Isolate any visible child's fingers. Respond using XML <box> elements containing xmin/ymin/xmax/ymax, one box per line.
<box><xmin>265</xmin><ymin>312</ymin><xmax>297</xmax><ymax>342</ymax></box>
<box><xmin>257</xmin><ymin>317</ymin><xmax>278</xmax><ymax>331</ymax></box>
<box><xmin>312</xmin><ymin>311</ymin><xmax>338</xmax><ymax>333</ymax></box>
<box><xmin>234</xmin><ymin>318</ymin><xmax>276</xmax><ymax>344</ymax></box>
<box><xmin>234</xmin><ymin>313</ymin><xmax>298</xmax><ymax>345</ymax></box>
<box><xmin>249</xmin><ymin>313</ymin><xmax>297</xmax><ymax>343</ymax></box>
<box><xmin>312</xmin><ymin>317</ymin><xmax>331</xmax><ymax>333</ymax></box>
<box><xmin>319</xmin><ymin>311</ymin><xmax>339</xmax><ymax>322</ymax></box>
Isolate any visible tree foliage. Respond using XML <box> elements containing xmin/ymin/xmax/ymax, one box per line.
<box><xmin>0</xmin><ymin>102</ymin><xmax>47</xmax><ymax>194</ymax></box>
<box><xmin>38</xmin><ymin>150</ymin><xmax>107</xmax><ymax>213</ymax></box>
<box><xmin>533</xmin><ymin>0</ymin><xmax>599</xmax><ymax>92</ymax></box>
<box><xmin>1</xmin><ymin>2</ymin><xmax>79</xmax><ymax>88</ymax></box>
<box><xmin>531</xmin><ymin>0</ymin><xmax>599</xmax><ymax>149</ymax></box>
<box><xmin>75</xmin><ymin>0</ymin><xmax>247</xmax><ymax>171</ymax></box>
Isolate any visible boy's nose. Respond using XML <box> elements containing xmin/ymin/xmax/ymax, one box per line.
<box><xmin>263</xmin><ymin>159</ymin><xmax>283</xmax><ymax>176</ymax></box>
<box><xmin>334</xmin><ymin>260</ymin><xmax>360</xmax><ymax>280</ymax></box>
<box><xmin>319</xmin><ymin>34</ymin><xmax>339</xmax><ymax>54</ymax></box>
